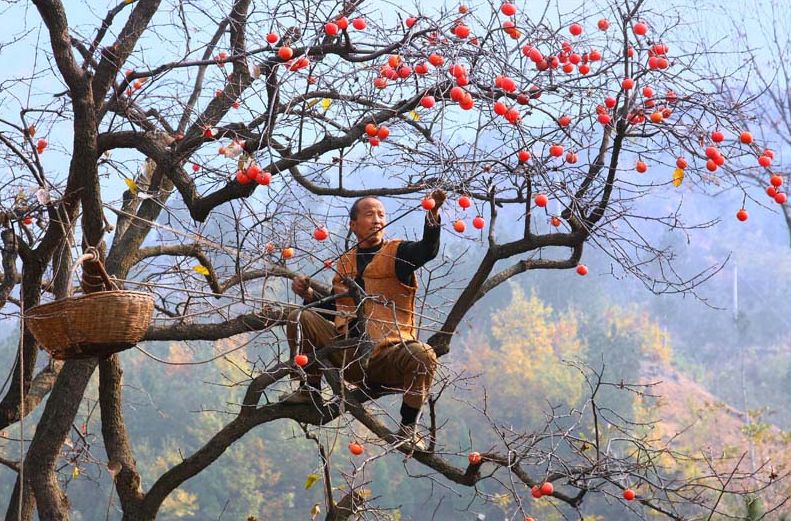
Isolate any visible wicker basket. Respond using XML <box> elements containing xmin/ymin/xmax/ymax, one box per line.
<box><xmin>25</xmin><ymin>250</ymin><xmax>154</xmax><ymax>360</ymax></box>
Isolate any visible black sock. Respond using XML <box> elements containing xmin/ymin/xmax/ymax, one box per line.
<box><xmin>400</xmin><ymin>402</ymin><xmax>420</xmax><ymax>426</ymax></box>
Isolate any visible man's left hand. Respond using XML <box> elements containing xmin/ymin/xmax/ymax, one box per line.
<box><xmin>430</xmin><ymin>189</ymin><xmax>446</xmax><ymax>210</ymax></box>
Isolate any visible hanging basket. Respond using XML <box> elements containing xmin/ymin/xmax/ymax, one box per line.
<box><xmin>24</xmin><ymin>249</ymin><xmax>154</xmax><ymax>360</ymax></box>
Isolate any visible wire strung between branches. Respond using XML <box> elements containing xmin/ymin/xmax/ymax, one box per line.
<box><xmin>115</xmin><ymin>277</ymin><xmax>449</xmax><ymax>329</ymax></box>
<box><xmin>134</xmin><ymin>330</ymin><xmax>267</xmax><ymax>366</ymax></box>
<box><xmin>102</xmin><ymin>191</ymin><xmax>439</xmax><ymax>279</ymax></box>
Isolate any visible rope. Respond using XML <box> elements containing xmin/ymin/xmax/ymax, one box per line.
<box><xmin>134</xmin><ymin>330</ymin><xmax>266</xmax><ymax>366</ymax></box>
<box><xmin>101</xmin><ymin>198</ymin><xmax>453</xmax><ymax>356</ymax></box>
<box><xmin>305</xmin><ymin>202</ymin><xmax>425</xmax><ymax>279</ymax></box>
<box><xmin>115</xmin><ymin>277</ymin><xmax>449</xmax><ymax>329</ymax></box>
<box><xmin>103</xmin><ymin>195</ymin><xmax>441</xmax><ymax>282</ymax></box>
<box><xmin>17</xmin><ymin>263</ymin><xmax>24</xmax><ymax>521</ymax></box>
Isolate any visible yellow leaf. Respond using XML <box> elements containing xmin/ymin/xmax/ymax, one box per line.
<box><xmin>494</xmin><ymin>493</ymin><xmax>511</xmax><ymax>508</ymax></box>
<box><xmin>409</xmin><ymin>110</ymin><xmax>420</xmax><ymax>121</ymax></box>
<box><xmin>307</xmin><ymin>99</ymin><xmax>320</xmax><ymax>108</ymax></box>
<box><xmin>672</xmin><ymin>167</ymin><xmax>684</xmax><ymax>187</ymax></box>
<box><xmin>320</xmin><ymin>98</ymin><xmax>331</xmax><ymax>111</ymax></box>
<box><xmin>72</xmin><ymin>466</ymin><xmax>80</xmax><ymax>479</ymax></box>
<box><xmin>124</xmin><ymin>0</ymin><xmax>135</xmax><ymax>4</ymax></box>
<box><xmin>304</xmin><ymin>473</ymin><xmax>320</xmax><ymax>489</ymax></box>
<box><xmin>124</xmin><ymin>177</ymin><xmax>138</xmax><ymax>195</ymax></box>
<box><xmin>193</xmin><ymin>265</ymin><xmax>210</xmax><ymax>275</ymax></box>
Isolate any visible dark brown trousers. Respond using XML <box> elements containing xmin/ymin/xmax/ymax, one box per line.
<box><xmin>286</xmin><ymin>309</ymin><xmax>437</xmax><ymax>409</ymax></box>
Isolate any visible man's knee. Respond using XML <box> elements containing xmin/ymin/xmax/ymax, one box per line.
<box><xmin>287</xmin><ymin>308</ymin><xmax>301</xmax><ymax>321</ymax></box>
<box><xmin>286</xmin><ymin>308</ymin><xmax>301</xmax><ymax>336</ymax></box>
<box><xmin>406</xmin><ymin>342</ymin><xmax>438</xmax><ymax>373</ymax></box>
<box><xmin>287</xmin><ymin>308</ymin><xmax>318</xmax><ymax>331</ymax></box>
<box><xmin>286</xmin><ymin>309</ymin><xmax>319</xmax><ymax>346</ymax></box>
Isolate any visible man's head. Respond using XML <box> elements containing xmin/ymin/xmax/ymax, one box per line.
<box><xmin>349</xmin><ymin>196</ymin><xmax>386</xmax><ymax>248</ymax></box>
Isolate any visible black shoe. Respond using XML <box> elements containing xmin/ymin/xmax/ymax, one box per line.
<box><xmin>395</xmin><ymin>423</ymin><xmax>428</xmax><ymax>451</ymax></box>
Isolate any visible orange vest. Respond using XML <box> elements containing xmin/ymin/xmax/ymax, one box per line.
<box><xmin>333</xmin><ymin>240</ymin><xmax>418</xmax><ymax>348</ymax></box>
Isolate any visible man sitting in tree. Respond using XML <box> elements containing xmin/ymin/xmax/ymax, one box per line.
<box><xmin>281</xmin><ymin>191</ymin><xmax>446</xmax><ymax>448</ymax></box>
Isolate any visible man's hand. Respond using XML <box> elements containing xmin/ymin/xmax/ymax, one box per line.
<box><xmin>428</xmin><ymin>189</ymin><xmax>446</xmax><ymax>225</ymax></box>
<box><xmin>292</xmin><ymin>275</ymin><xmax>314</xmax><ymax>301</ymax></box>
<box><xmin>430</xmin><ymin>189</ymin><xmax>446</xmax><ymax>210</ymax></box>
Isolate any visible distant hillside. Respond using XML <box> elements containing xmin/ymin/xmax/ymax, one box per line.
<box><xmin>643</xmin><ymin>361</ymin><xmax>752</xmax><ymax>444</ymax></box>
<box><xmin>641</xmin><ymin>360</ymin><xmax>790</xmax><ymax>512</ymax></box>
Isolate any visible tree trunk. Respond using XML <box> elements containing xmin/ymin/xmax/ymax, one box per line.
<box><xmin>5</xmin><ymin>475</ymin><xmax>35</xmax><ymax>521</ymax></box>
<box><xmin>121</xmin><ymin>509</ymin><xmax>157</xmax><ymax>521</ymax></box>
<box><xmin>26</xmin><ymin>359</ymin><xmax>98</xmax><ymax>520</ymax></box>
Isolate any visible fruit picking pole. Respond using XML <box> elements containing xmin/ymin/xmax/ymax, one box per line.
<box><xmin>305</xmin><ymin>202</ymin><xmax>425</xmax><ymax>280</ymax></box>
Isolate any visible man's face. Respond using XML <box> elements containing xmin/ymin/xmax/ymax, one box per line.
<box><xmin>349</xmin><ymin>198</ymin><xmax>386</xmax><ymax>248</ymax></box>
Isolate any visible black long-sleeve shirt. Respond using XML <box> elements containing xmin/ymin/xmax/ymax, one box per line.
<box><xmin>308</xmin><ymin>216</ymin><xmax>441</xmax><ymax>331</ymax></box>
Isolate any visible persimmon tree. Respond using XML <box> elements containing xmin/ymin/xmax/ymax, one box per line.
<box><xmin>712</xmin><ymin>0</ymin><xmax>791</xmax><ymax>245</ymax></box>
<box><xmin>0</xmin><ymin>0</ymin><xmax>785</xmax><ymax>519</ymax></box>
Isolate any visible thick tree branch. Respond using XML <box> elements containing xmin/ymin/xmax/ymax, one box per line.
<box><xmin>0</xmin><ymin>229</ymin><xmax>19</xmax><ymax>308</ymax></box>
<box><xmin>99</xmin><ymin>356</ymin><xmax>145</xmax><ymax>512</ymax></box>
<box><xmin>143</xmin><ymin>306</ymin><xmax>292</xmax><ymax>342</ymax></box>
<box><xmin>427</xmin><ymin>250</ymin><xmax>497</xmax><ymax>356</ymax></box>
<box><xmin>82</xmin><ymin>2</ymin><xmax>129</xmax><ymax>70</ymax></box>
<box><xmin>142</xmin><ymin>391</ymin><xmax>337</xmax><ymax>515</ymax></box>
<box><xmin>0</xmin><ymin>265</ymin><xmax>47</xmax><ymax>431</ymax></box>
<box><xmin>25</xmin><ymin>359</ymin><xmax>98</xmax><ymax>520</ymax></box>
<box><xmin>31</xmin><ymin>0</ymin><xmax>84</xmax><ymax>90</ymax></box>
<box><xmin>92</xmin><ymin>0</ymin><xmax>162</xmax><ymax>113</ymax></box>
<box><xmin>479</xmin><ymin>244</ymin><xmax>584</xmax><ymax>296</ymax></box>
<box><xmin>0</xmin><ymin>455</ymin><xmax>19</xmax><ymax>472</ymax></box>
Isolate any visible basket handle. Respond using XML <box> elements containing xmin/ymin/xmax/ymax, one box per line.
<box><xmin>67</xmin><ymin>247</ymin><xmax>118</xmax><ymax>297</ymax></box>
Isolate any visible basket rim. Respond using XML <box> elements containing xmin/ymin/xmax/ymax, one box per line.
<box><xmin>25</xmin><ymin>290</ymin><xmax>155</xmax><ymax>318</ymax></box>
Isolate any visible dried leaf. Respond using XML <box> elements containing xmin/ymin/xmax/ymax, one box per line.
<box><xmin>144</xmin><ymin>158</ymin><xmax>156</xmax><ymax>176</ymax></box>
<box><xmin>72</xmin><ymin>466</ymin><xmax>80</xmax><ymax>479</ymax></box>
<box><xmin>672</xmin><ymin>167</ymin><xmax>684</xmax><ymax>187</ymax></box>
<box><xmin>307</xmin><ymin>99</ymin><xmax>320</xmax><ymax>109</ymax></box>
<box><xmin>304</xmin><ymin>473</ymin><xmax>320</xmax><ymax>489</ymax></box>
<box><xmin>193</xmin><ymin>264</ymin><xmax>210</xmax><ymax>276</ymax></box>
<box><xmin>35</xmin><ymin>188</ymin><xmax>50</xmax><ymax>205</ymax></box>
<box><xmin>223</xmin><ymin>141</ymin><xmax>244</xmax><ymax>158</ymax></box>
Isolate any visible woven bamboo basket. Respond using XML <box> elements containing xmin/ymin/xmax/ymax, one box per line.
<box><xmin>25</xmin><ymin>250</ymin><xmax>154</xmax><ymax>360</ymax></box>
